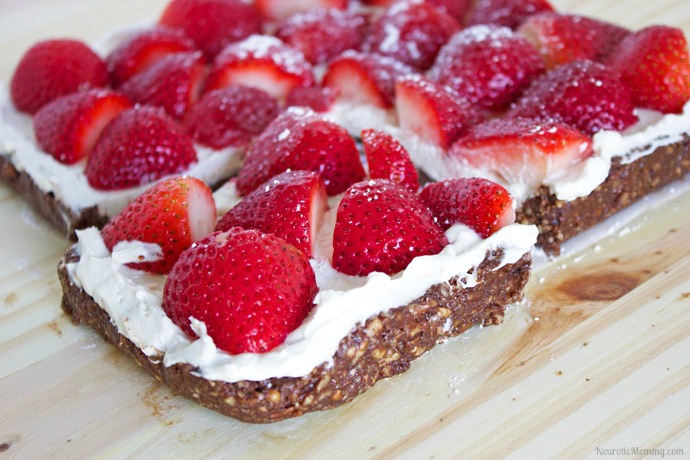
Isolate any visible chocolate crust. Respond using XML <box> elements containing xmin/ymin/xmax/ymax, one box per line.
<box><xmin>58</xmin><ymin>248</ymin><xmax>531</xmax><ymax>424</ymax></box>
<box><xmin>517</xmin><ymin>136</ymin><xmax>690</xmax><ymax>255</ymax></box>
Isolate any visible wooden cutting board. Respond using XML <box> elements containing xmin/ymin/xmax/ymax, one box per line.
<box><xmin>1</xmin><ymin>1</ymin><xmax>689</xmax><ymax>458</ymax></box>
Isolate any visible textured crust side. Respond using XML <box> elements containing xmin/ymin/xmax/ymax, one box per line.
<box><xmin>58</xmin><ymin>248</ymin><xmax>531</xmax><ymax>424</ymax></box>
<box><xmin>517</xmin><ymin>136</ymin><xmax>690</xmax><ymax>255</ymax></box>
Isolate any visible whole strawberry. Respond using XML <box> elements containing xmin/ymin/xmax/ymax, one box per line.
<box><xmin>332</xmin><ymin>179</ymin><xmax>448</xmax><ymax>276</ymax></box>
<box><xmin>162</xmin><ymin>228</ymin><xmax>318</xmax><ymax>354</ymax></box>
<box><xmin>102</xmin><ymin>176</ymin><xmax>216</xmax><ymax>274</ymax></box>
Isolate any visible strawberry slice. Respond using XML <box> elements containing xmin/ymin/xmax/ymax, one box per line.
<box><xmin>275</xmin><ymin>7</ymin><xmax>367</xmax><ymax>65</ymax></box>
<box><xmin>285</xmin><ymin>86</ymin><xmax>336</xmax><ymax>112</ymax></box>
<box><xmin>364</xmin><ymin>1</ymin><xmax>459</xmax><ymax>71</ymax></box>
<box><xmin>255</xmin><ymin>0</ymin><xmax>347</xmax><ymax>22</ymax></box>
<box><xmin>429</xmin><ymin>25</ymin><xmax>545</xmax><ymax>110</ymax></box>
<box><xmin>465</xmin><ymin>0</ymin><xmax>554</xmax><ymax>30</ymax></box>
<box><xmin>205</xmin><ymin>35</ymin><xmax>316</xmax><ymax>101</ymax></box>
<box><xmin>120</xmin><ymin>51</ymin><xmax>206</xmax><ymax>120</ymax></box>
<box><xmin>162</xmin><ymin>227</ymin><xmax>318</xmax><ymax>354</ymax></box>
<box><xmin>395</xmin><ymin>75</ymin><xmax>481</xmax><ymax>149</ymax></box>
<box><xmin>10</xmin><ymin>39</ymin><xmax>108</xmax><ymax>114</ymax></box>
<box><xmin>185</xmin><ymin>85</ymin><xmax>280</xmax><ymax>149</ymax></box>
<box><xmin>158</xmin><ymin>0</ymin><xmax>262</xmax><ymax>61</ymax></box>
<box><xmin>235</xmin><ymin>108</ymin><xmax>365</xmax><ymax>196</ymax></box>
<box><xmin>509</xmin><ymin>59</ymin><xmax>638</xmax><ymax>135</ymax></box>
<box><xmin>361</xmin><ymin>129</ymin><xmax>419</xmax><ymax>193</ymax></box>
<box><xmin>332</xmin><ymin>179</ymin><xmax>448</xmax><ymax>276</ymax></box>
<box><xmin>450</xmin><ymin>118</ymin><xmax>593</xmax><ymax>191</ymax></box>
<box><xmin>33</xmin><ymin>89</ymin><xmax>133</xmax><ymax>165</ymax></box>
<box><xmin>215</xmin><ymin>170</ymin><xmax>327</xmax><ymax>257</ymax></box>
<box><xmin>106</xmin><ymin>27</ymin><xmax>195</xmax><ymax>87</ymax></box>
<box><xmin>322</xmin><ymin>51</ymin><xmax>414</xmax><ymax>109</ymax></box>
<box><xmin>607</xmin><ymin>26</ymin><xmax>690</xmax><ymax>114</ymax></box>
<box><xmin>85</xmin><ymin>107</ymin><xmax>197</xmax><ymax>190</ymax></box>
<box><xmin>419</xmin><ymin>178</ymin><xmax>515</xmax><ymax>238</ymax></box>
<box><xmin>102</xmin><ymin>176</ymin><xmax>216</xmax><ymax>274</ymax></box>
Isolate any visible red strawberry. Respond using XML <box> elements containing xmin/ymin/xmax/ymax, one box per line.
<box><xmin>509</xmin><ymin>59</ymin><xmax>638</xmax><ymax>135</ymax></box>
<box><xmin>215</xmin><ymin>170</ymin><xmax>327</xmax><ymax>257</ymax></box>
<box><xmin>285</xmin><ymin>86</ymin><xmax>336</xmax><ymax>112</ymax></box>
<box><xmin>255</xmin><ymin>0</ymin><xmax>347</xmax><ymax>22</ymax></box>
<box><xmin>607</xmin><ymin>26</ymin><xmax>690</xmax><ymax>114</ymax></box>
<box><xmin>120</xmin><ymin>51</ymin><xmax>206</xmax><ymax>120</ymax></box>
<box><xmin>158</xmin><ymin>0</ymin><xmax>262</xmax><ymax>61</ymax></box>
<box><xmin>322</xmin><ymin>51</ymin><xmax>414</xmax><ymax>109</ymax></box>
<box><xmin>102</xmin><ymin>176</ymin><xmax>216</xmax><ymax>274</ymax></box>
<box><xmin>395</xmin><ymin>75</ymin><xmax>481</xmax><ymax>149</ymax></box>
<box><xmin>429</xmin><ymin>25</ymin><xmax>545</xmax><ymax>110</ymax></box>
<box><xmin>361</xmin><ymin>129</ymin><xmax>419</xmax><ymax>193</ymax></box>
<box><xmin>235</xmin><ymin>108</ymin><xmax>365</xmax><ymax>195</ymax></box>
<box><xmin>425</xmin><ymin>0</ymin><xmax>474</xmax><ymax>20</ymax></box>
<box><xmin>185</xmin><ymin>85</ymin><xmax>280</xmax><ymax>149</ymax></box>
<box><xmin>518</xmin><ymin>12</ymin><xmax>631</xmax><ymax>69</ymax></box>
<box><xmin>465</xmin><ymin>0</ymin><xmax>554</xmax><ymax>30</ymax></box>
<box><xmin>106</xmin><ymin>27</ymin><xmax>195</xmax><ymax>87</ymax></box>
<box><xmin>10</xmin><ymin>39</ymin><xmax>108</xmax><ymax>114</ymax></box>
<box><xmin>364</xmin><ymin>1</ymin><xmax>459</xmax><ymax>71</ymax></box>
<box><xmin>419</xmin><ymin>178</ymin><xmax>515</xmax><ymax>237</ymax></box>
<box><xmin>162</xmin><ymin>227</ymin><xmax>318</xmax><ymax>354</ymax></box>
<box><xmin>33</xmin><ymin>89</ymin><xmax>132</xmax><ymax>165</ymax></box>
<box><xmin>450</xmin><ymin>117</ymin><xmax>593</xmax><ymax>191</ymax></box>
<box><xmin>205</xmin><ymin>35</ymin><xmax>316</xmax><ymax>101</ymax></box>
<box><xmin>332</xmin><ymin>179</ymin><xmax>448</xmax><ymax>276</ymax></box>
<box><xmin>275</xmin><ymin>8</ymin><xmax>367</xmax><ymax>65</ymax></box>
<box><xmin>85</xmin><ymin>107</ymin><xmax>197</xmax><ymax>190</ymax></box>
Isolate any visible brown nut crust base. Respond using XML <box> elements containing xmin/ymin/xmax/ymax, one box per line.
<box><xmin>58</xmin><ymin>248</ymin><xmax>531</xmax><ymax>424</ymax></box>
<box><xmin>517</xmin><ymin>136</ymin><xmax>690</xmax><ymax>255</ymax></box>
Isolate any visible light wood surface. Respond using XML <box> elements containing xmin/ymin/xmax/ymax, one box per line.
<box><xmin>1</xmin><ymin>1</ymin><xmax>689</xmax><ymax>459</ymax></box>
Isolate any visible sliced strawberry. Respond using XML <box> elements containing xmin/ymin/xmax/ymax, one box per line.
<box><xmin>235</xmin><ymin>108</ymin><xmax>365</xmax><ymax>196</ymax></box>
<box><xmin>425</xmin><ymin>0</ymin><xmax>474</xmax><ymax>20</ymax></box>
<box><xmin>158</xmin><ymin>0</ymin><xmax>262</xmax><ymax>61</ymax></box>
<box><xmin>120</xmin><ymin>51</ymin><xmax>206</xmax><ymax>120</ymax></box>
<box><xmin>465</xmin><ymin>0</ymin><xmax>554</xmax><ymax>30</ymax></box>
<box><xmin>162</xmin><ymin>227</ymin><xmax>318</xmax><ymax>354</ymax></box>
<box><xmin>85</xmin><ymin>107</ymin><xmax>197</xmax><ymax>190</ymax></box>
<box><xmin>322</xmin><ymin>51</ymin><xmax>414</xmax><ymax>109</ymax></box>
<box><xmin>361</xmin><ymin>129</ymin><xmax>419</xmax><ymax>193</ymax></box>
<box><xmin>395</xmin><ymin>75</ymin><xmax>481</xmax><ymax>149</ymax></box>
<box><xmin>205</xmin><ymin>35</ymin><xmax>316</xmax><ymax>101</ymax></box>
<box><xmin>450</xmin><ymin>117</ymin><xmax>593</xmax><ymax>191</ymax></box>
<box><xmin>102</xmin><ymin>176</ymin><xmax>216</xmax><ymax>274</ymax></box>
<box><xmin>332</xmin><ymin>179</ymin><xmax>447</xmax><ymax>276</ymax></box>
<box><xmin>275</xmin><ymin>7</ymin><xmax>367</xmax><ymax>65</ymax></box>
<box><xmin>10</xmin><ymin>39</ymin><xmax>108</xmax><ymax>114</ymax></box>
<box><xmin>429</xmin><ymin>25</ymin><xmax>545</xmax><ymax>110</ymax></box>
<box><xmin>33</xmin><ymin>89</ymin><xmax>133</xmax><ymax>165</ymax></box>
<box><xmin>607</xmin><ymin>26</ymin><xmax>690</xmax><ymax>114</ymax></box>
<box><xmin>255</xmin><ymin>0</ymin><xmax>347</xmax><ymax>22</ymax></box>
<box><xmin>419</xmin><ymin>178</ymin><xmax>515</xmax><ymax>238</ymax></box>
<box><xmin>185</xmin><ymin>85</ymin><xmax>280</xmax><ymax>149</ymax></box>
<box><xmin>215</xmin><ymin>170</ymin><xmax>327</xmax><ymax>257</ymax></box>
<box><xmin>285</xmin><ymin>86</ymin><xmax>336</xmax><ymax>112</ymax></box>
<box><xmin>509</xmin><ymin>59</ymin><xmax>638</xmax><ymax>135</ymax></box>
<box><xmin>364</xmin><ymin>1</ymin><xmax>459</xmax><ymax>71</ymax></box>
<box><xmin>518</xmin><ymin>12</ymin><xmax>631</xmax><ymax>69</ymax></box>
<box><xmin>106</xmin><ymin>27</ymin><xmax>195</xmax><ymax>87</ymax></box>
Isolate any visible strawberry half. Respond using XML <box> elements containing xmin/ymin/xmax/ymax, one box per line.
<box><xmin>185</xmin><ymin>85</ymin><xmax>280</xmax><ymax>149</ymax></box>
<box><xmin>216</xmin><ymin>170</ymin><xmax>327</xmax><ymax>257</ymax></box>
<box><xmin>425</xmin><ymin>0</ymin><xmax>474</xmax><ymax>20</ymax></box>
<box><xmin>361</xmin><ymin>129</ymin><xmax>419</xmax><ymax>193</ymax></box>
<box><xmin>158</xmin><ymin>0</ymin><xmax>262</xmax><ymax>61</ymax></box>
<box><xmin>465</xmin><ymin>0</ymin><xmax>554</xmax><ymax>30</ymax></box>
<box><xmin>102</xmin><ymin>176</ymin><xmax>216</xmax><ymax>274</ymax></box>
<box><xmin>205</xmin><ymin>35</ymin><xmax>316</xmax><ymax>101</ymax></box>
<box><xmin>255</xmin><ymin>0</ymin><xmax>347</xmax><ymax>22</ymax></box>
<box><xmin>607</xmin><ymin>26</ymin><xmax>690</xmax><ymax>114</ymax></box>
<box><xmin>285</xmin><ymin>86</ymin><xmax>336</xmax><ymax>112</ymax></box>
<box><xmin>235</xmin><ymin>108</ymin><xmax>365</xmax><ymax>196</ymax></box>
<box><xmin>10</xmin><ymin>39</ymin><xmax>108</xmax><ymax>114</ymax></box>
<box><xmin>332</xmin><ymin>179</ymin><xmax>447</xmax><ymax>276</ymax></box>
<box><xmin>106</xmin><ymin>27</ymin><xmax>195</xmax><ymax>87</ymax></box>
<box><xmin>419</xmin><ymin>178</ymin><xmax>515</xmax><ymax>238</ymax></box>
<box><xmin>120</xmin><ymin>51</ymin><xmax>206</xmax><ymax>120</ymax></box>
<box><xmin>33</xmin><ymin>89</ymin><xmax>133</xmax><ymax>165</ymax></box>
<box><xmin>162</xmin><ymin>227</ymin><xmax>318</xmax><ymax>354</ymax></box>
<box><xmin>85</xmin><ymin>107</ymin><xmax>197</xmax><ymax>190</ymax></box>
